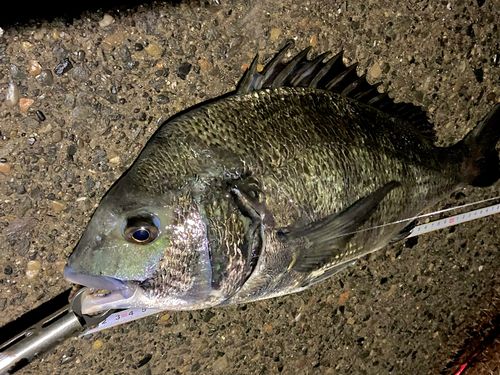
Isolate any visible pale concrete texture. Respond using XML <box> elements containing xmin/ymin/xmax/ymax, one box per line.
<box><xmin>0</xmin><ymin>1</ymin><xmax>498</xmax><ymax>374</ymax></box>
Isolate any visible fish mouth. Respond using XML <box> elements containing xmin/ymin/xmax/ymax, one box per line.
<box><xmin>64</xmin><ymin>265</ymin><xmax>143</xmax><ymax>314</ymax></box>
<box><xmin>64</xmin><ymin>265</ymin><xmax>130</xmax><ymax>291</ymax></box>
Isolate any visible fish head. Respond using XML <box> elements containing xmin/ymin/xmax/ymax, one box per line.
<box><xmin>64</xmin><ymin>173</ymin><xmax>218</xmax><ymax>315</ymax></box>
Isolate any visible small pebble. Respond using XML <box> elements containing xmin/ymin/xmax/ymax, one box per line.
<box><xmin>27</xmin><ymin>137</ymin><xmax>36</xmax><ymax>146</ymax></box>
<box><xmin>262</xmin><ymin>323</ymin><xmax>273</xmax><ymax>333</ymax></box>
<box><xmin>270</xmin><ymin>27</ymin><xmax>282</xmax><ymax>42</ymax></box>
<box><xmin>486</xmin><ymin>92</ymin><xmax>496</xmax><ymax>103</ymax></box>
<box><xmin>26</xmin><ymin>260</ymin><xmax>41</xmax><ymax>279</ymax></box>
<box><xmin>202</xmin><ymin>310</ymin><xmax>216</xmax><ymax>322</ymax></box>
<box><xmin>157</xmin><ymin>94</ymin><xmax>169</xmax><ymax>104</ymax></box>
<box><xmin>154</xmin><ymin>68</ymin><xmax>169</xmax><ymax>77</ymax></box>
<box><xmin>338</xmin><ymin>290</ymin><xmax>350</xmax><ymax>305</ymax></box>
<box><xmin>103</xmin><ymin>31</ymin><xmax>127</xmax><ymax>48</ymax></box>
<box><xmin>198</xmin><ymin>58</ymin><xmax>212</xmax><ymax>73</ymax></box>
<box><xmin>108</xmin><ymin>156</ymin><xmax>121</xmax><ymax>165</ymax></box>
<box><xmin>21</xmin><ymin>41</ymin><xmax>33</xmax><ymax>50</ymax></box>
<box><xmin>51</xmin><ymin>200</ymin><xmax>66</xmax><ymax>213</ymax></box>
<box><xmin>135</xmin><ymin>354</ymin><xmax>152</xmax><ymax>368</ymax></box>
<box><xmin>67</xmin><ymin>144</ymin><xmax>78</xmax><ymax>159</ymax></box>
<box><xmin>72</xmin><ymin>65</ymin><xmax>91</xmax><ymax>81</ymax></box>
<box><xmin>36</xmin><ymin>110</ymin><xmax>46</xmax><ymax>122</ymax></box>
<box><xmin>36</xmin><ymin>69</ymin><xmax>54</xmax><ymax>86</ymax></box>
<box><xmin>52</xmin><ymin>130</ymin><xmax>63</xmax><ymax>143</ymax></box>
<box><xmin>0</xmin><ymin>162</ymin><xmax>11</xmax><ymax>175</ymax></box>
<box><xmin>6</xmin><ymin>82</ymin><xmax>20</xmax><ymax>106</ymax></box>
<box><xmin>368</xmin><ymin>62</ymin><xmax>382</xmax><ymax>81</ymax></box>
<box><xmin>76</xmin><ymin>50</ymin><xmax>86</xmax><ymax>62</ymax></box>
<box><xmin>473</xmin><ymin>68</ymin><xmax>483</xmax><ymax>83</ymax></box>
<box><xmin>99</xmin><ymin>14</ymin><xmax>115</xmax><ymax>28</ymax></box>
<box><xmin>10</xmin><ymin>64</ymin><xmax>25</xmax><ymax>80</ymax></box>
<box><xmin>60</xmin><ymin>351</ymin><xmax>75</xmax><ymax>365</ymax></box>
<box><xmin>19</xmin><ymin>98</ymin><xmax>35</xmax><ymax>114</ymax></box>
<box><xmin>177</xmin><ymin>62</ymin><xmax>192</xmax><ymax>80</ymax></box>
<box><xmin>85</xmin><ymin>177</ymin><xmax>95</xmax><ymax>192</ymax></box>
<box><xmin>212</xmin><ymin>355</ymin><xmax>229</xmax><ymax>372</ymax></box>
<box><xmin>33</xmin><ymin>30</ymin><xmax>44</xmax><ymax>40</ymax></box>
<box><xmin>310</xmin><ymin>34</ymin><xmax>318</xmax><ymax>47</ymax></box>
<box><xmin>119</xmin><ymin>46</ymin><xmax>133</xmax><ymax>66</ymax></box>
<box><xmin>134</xmin><ymin>42</ymin><xmax>144</xmax><ymax>51</ymax></box>
<box><xmin>28</xmin><ymin>60</ymin><xmax>42</xmax><ymax>76</ymax></box>
<box><xmin>159</xmin><ymin>313</ymin><xmax>171</xmax><ymax>323</ymax></box>
<box><xmin>54</xmin><ymin>58</ymin><xmax>74</xmax><ymax>76</ymax></box>
<box><xmin>145</xmin><ymin>43</ymin><xmax>163</xmax><ymax>59</ymax></box>
<box><xmin>92</xmin><ymin>339</ymin><xmax>104</xmax><ymax>350</ymax></box>
<box><xmin>4</xmin><ymin>265</ymin><xmax>13</xmax><ymax>275</ymax></box>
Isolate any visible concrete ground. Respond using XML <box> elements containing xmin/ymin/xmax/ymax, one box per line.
<box><xmin>0</xmin><ymin>0</ymin><xmax>498</xmax><ymax>374</ymax></box>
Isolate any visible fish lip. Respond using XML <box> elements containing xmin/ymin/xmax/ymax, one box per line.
<box><xmin>80</xmin><ymin>287</ymin><xmax>142</xmax><ymax>315</ymax></box>
<box><xmin>64</xmin><ymin>265</ymin><xmax>130</xmax><ymax>292</ymax></box>
<box><xmin>65</xmin><ymin>265</ymin><xmax>143</xmax><ymax>314</ymax></box>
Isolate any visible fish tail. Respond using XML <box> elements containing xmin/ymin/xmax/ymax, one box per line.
<box><xmin>456</xmin><ymin>103</ymin><xmax>500</xmax><ymax>187</ymax></box>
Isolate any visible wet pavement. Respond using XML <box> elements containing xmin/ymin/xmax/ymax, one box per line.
<box><xmin>0</xmin><ymin>0</ymin><xmax>498</xmax><ymax>374</ymax></box>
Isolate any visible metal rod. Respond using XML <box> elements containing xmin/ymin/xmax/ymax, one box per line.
<box><xmin>0</xmin><ymin>311</ymin><xmax>82</xmax><ymax>374</ymax></box>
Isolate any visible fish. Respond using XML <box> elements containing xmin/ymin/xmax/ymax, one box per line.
<box><xmin>63</xmin><ymin>41</ymin><xmax>500</xmax><ymax>315</ymax></box>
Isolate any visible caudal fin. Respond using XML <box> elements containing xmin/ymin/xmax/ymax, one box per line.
<box><xmin>458</xmin><ymin>103</ymin><xmax>500</xmax><ymax>187</ymax></box>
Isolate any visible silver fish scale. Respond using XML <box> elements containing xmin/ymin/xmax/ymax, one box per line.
<box><xmin>143</xmin><ymin>194</ymin><xmax>212</xmax><ymax>302</ymax></box>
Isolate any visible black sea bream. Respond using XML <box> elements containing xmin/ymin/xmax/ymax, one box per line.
<box><xmin>64</xmin><ymin>41</ymin><xmax>500</xmax><ymax>314</ymax></box>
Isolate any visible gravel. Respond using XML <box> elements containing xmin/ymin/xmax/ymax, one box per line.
<box><xmin>0</xmin><ymin>1</ymin><xmax>498</xmax><ymax>374</ymax></box>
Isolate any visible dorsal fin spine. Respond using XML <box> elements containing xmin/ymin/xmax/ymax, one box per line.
<box><xmin>235</xmin><ymin>40</ymin><xmax>435</xmax><ymax>140</ymax></box>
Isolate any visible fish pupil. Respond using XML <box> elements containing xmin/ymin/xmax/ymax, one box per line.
<box><xmin>132</xmin><ymin>228</ymin><xmax>150</xmax><ymax>242</ymax></box>
<box><xmin>123</xmin><ymin>214</ymin><xmax>160</xmax><ymax>244</ymax></box>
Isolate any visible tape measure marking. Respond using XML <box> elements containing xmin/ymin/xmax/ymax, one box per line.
<box><xmin>81</xmin><ymin>201</ymin><xmax>500</xmax><ymax>336</ymax></box>
<box><xmin>81</xmin><ymin>308</ymin><xmax>164</xmax><ymax>337</ymax></box>
<box><xmin>408</xmin><ymin>203</ymin><xmax>500</xmax><ymax>238</ymax></box>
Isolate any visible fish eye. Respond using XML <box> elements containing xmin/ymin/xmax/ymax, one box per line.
<box><xmin>123</xmin><ymin>215</ymin><xmax>160</xmax><ymax>244</ymax></box>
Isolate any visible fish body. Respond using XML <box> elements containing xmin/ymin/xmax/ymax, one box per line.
<box><xmin>64</xmin><ymin>42</ymin><xmax>500</xmax><ymax>314</ymax></box>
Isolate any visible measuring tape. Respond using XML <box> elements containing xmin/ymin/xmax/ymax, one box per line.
<box><xmin>81</xmin><ymin>201</ymin><xmax>500</xmax><ymax>336</ymax></box>
<box><xmin>407</xmin><ymin>203</ymin><xmax>500</xmax><ymax>237</ymax></box>
<box><xmin>81</xmin><ymin>308</ymin><xmax>164</xmax><ymax>336</ymax></box>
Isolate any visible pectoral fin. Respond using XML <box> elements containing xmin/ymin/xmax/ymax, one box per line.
<box><xmin>279</xmin><ymin>181</ymin><xmax>400</xmax><ymax>273</ymax></box>
<box><xmin>389</xmin><ymin>220</ymin><xmax>416</xmax><ymax>244</ymax></box>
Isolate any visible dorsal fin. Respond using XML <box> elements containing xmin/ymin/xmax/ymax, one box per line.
<box><xmin>236</xmin><ymin>40</ymin><xmax>435</xmax><ymax>141</ymax></box>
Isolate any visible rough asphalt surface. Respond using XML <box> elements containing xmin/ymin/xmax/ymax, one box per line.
<box><xmin>0</xmin><ymin>1</ymin><xmax>499</xmax><ymax>374</ymax></box>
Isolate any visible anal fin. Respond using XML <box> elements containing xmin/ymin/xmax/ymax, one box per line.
<box><xmin>300</xmin><ymin>260</ymin><xmax>357</xmax><ymax>288</ymax></box>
